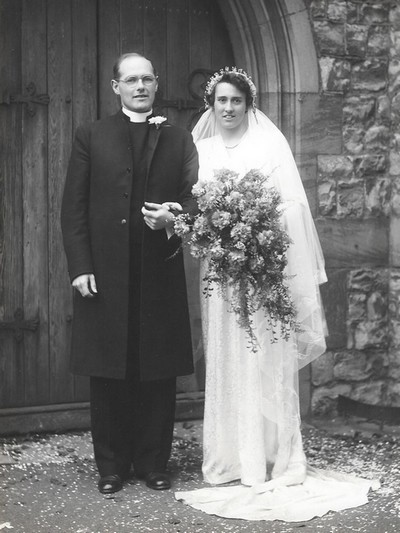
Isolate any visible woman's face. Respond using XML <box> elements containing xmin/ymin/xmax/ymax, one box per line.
<box><xmin>213</xmin><ymin>82</ymin><xmax>247</xmax><ymax>132</ymax></box>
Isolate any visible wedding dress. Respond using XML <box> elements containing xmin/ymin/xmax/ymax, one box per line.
<box><xmin>175</xmin><ymin>109</ymin><xmax>378</xmax><ymax>521</ymax></box>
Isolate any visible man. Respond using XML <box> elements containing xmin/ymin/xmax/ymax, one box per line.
<box><xmin>61</xmin><ymin>53</ymin><xmax>198</xmax><ymax>495</ymax></box>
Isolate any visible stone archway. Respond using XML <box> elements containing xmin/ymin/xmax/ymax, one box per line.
<box><xmin>217</xmin><ymin>0</ymin><xmax>319</xmax><ymax>146</ymax></box>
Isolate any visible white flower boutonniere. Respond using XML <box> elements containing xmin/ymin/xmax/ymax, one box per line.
<box><xmin>148</xmin><ymin>116</ymin><xmax>167</xmax><ymax>129</ymax></box>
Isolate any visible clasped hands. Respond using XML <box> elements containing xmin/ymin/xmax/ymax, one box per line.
<box><xmin>72</xmin><ymin>201</ymin><xmax>183</xmax><ymax>297</ymax></box>
<box><xmin>141</xmin><ymin>201</ymin><xmax>182</xmax><ymax>231</ymax></box>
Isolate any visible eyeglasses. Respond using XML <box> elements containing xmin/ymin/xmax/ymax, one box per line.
<box><xmin>115</xmin><ymin>75</ymin><xmax>157</xmax><ymax>87</ymax></box>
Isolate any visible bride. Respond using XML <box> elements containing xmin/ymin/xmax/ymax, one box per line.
<box><xmin>175</xmin><ymin>68</ymin><xmax>378</xmax><ymax>521</ymax></box>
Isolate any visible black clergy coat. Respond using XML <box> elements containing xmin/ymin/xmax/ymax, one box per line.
<box><xmin>61</xmin><ymin>110</ymin><xmax>198</xmax><ymax>381</ymax></box>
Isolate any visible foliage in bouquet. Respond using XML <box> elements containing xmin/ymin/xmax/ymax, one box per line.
<box><xmin>174</xmin><ymin>168</ymin><xmax>298</xmax><ymax>351</ymax></box>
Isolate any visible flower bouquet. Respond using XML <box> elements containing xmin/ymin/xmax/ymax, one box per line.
<box><xmin>174</xmin><ymin>168</ymin><xmax>298</xmax><ymax>351</ymax></box>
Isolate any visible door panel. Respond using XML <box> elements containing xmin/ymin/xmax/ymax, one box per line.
<box><xmin>0</xmin><ymin>0</ymin><xmax>24</xmax><ymax>407</ymax></box>
<box><xmin>0</xmin><ymin>0</ymin><xmax>234</xmax><ymax>410</ymax></box>
<box><xmin>21</xmin><ymin>0</ymin><xmax>49</xmax><ymax>405</ymax></box>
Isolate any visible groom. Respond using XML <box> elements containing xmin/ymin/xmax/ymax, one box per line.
<box><xmin>61</xmin><ymin>53</ymin><xmax>198</xmax><ymax>494</ymax></box>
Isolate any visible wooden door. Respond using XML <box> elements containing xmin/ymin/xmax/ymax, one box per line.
<box><xmin>0</xmin><ymin>0</ymin><xmax>233</xmax><ymax>421</ymax></box>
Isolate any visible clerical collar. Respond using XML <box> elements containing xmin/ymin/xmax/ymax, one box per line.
<box><xmin>122</xmin><ymin>107</ymin><xmax>152</xmax><ymax>123</ymax></box>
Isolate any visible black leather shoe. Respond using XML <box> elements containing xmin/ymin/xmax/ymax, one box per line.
<box><xmin>98</xmin><ymin>474</ymin><xmax>123</xmax><ymax>494</ymax></box>
<box><xmin>145</xmin><ymin>472</ymin><xmax>171</xmax><ymax>490</ymax></box>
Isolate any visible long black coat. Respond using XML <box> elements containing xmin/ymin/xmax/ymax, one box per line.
<box><xmin>61</xmin><ymin>111</ymin><xmax>198</xmax><ymax>381</ymax></box>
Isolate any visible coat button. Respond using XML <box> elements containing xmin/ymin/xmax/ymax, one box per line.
<box><xmin>121</xmin><ymin>218</ymin><xmax>127</xmax><ymax>225</ymax></box>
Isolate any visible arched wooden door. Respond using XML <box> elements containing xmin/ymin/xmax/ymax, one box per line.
<box><xmin>0</xmin><ymin>0</ymin><xmax>233</xmax><ymax>433</ymax></box>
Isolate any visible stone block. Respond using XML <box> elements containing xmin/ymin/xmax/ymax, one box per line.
<box><xmin>298</xmin><ymin>93</ymin><xmax>343</xmax><ymax>155</ymax></box>
<box><xmin>319</xmin><ymin>57</ymin><xmax>351</xmax><ymax>92</ymax></box>
<box><xmin>317</xmin><ymin>155</ymin><xmax>354</xmax><ymax>181</ymax></box>
<box><xmin>350</xmin><ymin>381</ymin><xmax>386</xmax><ymax>405</ymax></box>
<box><xmin>389</xmin><ymin>268</ymin><xmax>400</xmax><ymax>293</ymax></box>
<box><xmin>392</xmin><ymin>96</ymin><xmax>400</xmax><ymax>130</ymax></box>
<box><xmin>309</xmin><ymin>0</ymin><xmax>326</xmax><ymax>20</ymax></box>
<box><xmin>351</xmin><ymin>58</ymin><xmax>388</xmax><ymax>92</ymax></box>
<box><xmin>388</xmin><ymin>350</ymin><xmax>400</xmax><ymax>379</ymax></box>
<box><xmin>390</xmin><ymin>217</ymin><xmax>400</xmax><ymax>267</ymax></box>
<box><xmin>327</xmin><ymin>1</ymin><xmax>346</xmax><ymax>22</ymax></box>
<box><xmin>389</xmin><ymin>272</ymin><xmax>400</xmax><ymax>331</ymax></box>
<box><xmin>359</xmin><ymin>4</ymin><xmax>390</xmax><ymax>25</ymax></box>
<box><xmin>343</xmin><ymin>127</ymin><xmax>365</xmax><ymax>155</ymax></box>
<box><xmin>365</xmin><ymin>177</ymin><xmax>391</xmax><ymax>217</ymax></box>
<box><xmin>387</xmin><ymin>382</ymin><xmax>400</xmax><ymax>406</ymax></box>
<box><xmin>367</xmin><ymin>25</ymin><xmax>391</xmax><ymax>56</ymax></box>
<box><xmin>389</xmin><ymin>292</ymin><xmax>400</xmax><ymax>324</ymax></box>
<box><xmin>363</xmin><ymin>125</ymin><xmax>391</xmax><ymax>153</ymax></box>
<box><xmin>353</xmin><ymin>154</ymin><xmax>387</xmax><ymax>177</ymax></box>
<box><xmin>376</xmin><ymin>95</ymin><xmax>391</xmax><ymax>124</ymax></box>
<box><xmin>352</xmin><ymin>320</ymin><xmax>388</xmax><ymax>350</ymax></box>
<box><xmin>346</xmin><ymin>24</ymin><xmax>368</xmax><ymax>57</ymax></box>
<box><xmin>390</xmin><ymin>154</ymin><xmax>400</xmax><ymax>178</ymax></box>
<box><xmin>313</xmin><ymin>20</ymin><xmax>345</xmax><ymax>55</ymax></box>
<box><xmin>343</xmin><ymin>96</ymin><xmax>376</xmax><ymax>126</ymax></box>
<box><xmin>389</xmin><ymin>319</ymin><xmax>400</xmax><ymax>348</ymax></box>
<box><xmin>317</xmin><ymin>219</ymin><xmax>389</xmax><ymax>268</ymax></box>
<box><xmin>393</xmin><ymin>133</ymin><xmax>400</xmax><ymax>151</ymax></box>
<box><xmin>367</xmin><ymin>291</ymin><xmax>388</xmax><ymax>321</ymax></box>
<box><xmin>319</xmin><ymin>268</ymin><xmax>347</xmax><ymax>349</ymax></box>
<box><xmin>390</xmin><ymin>5</ymin><xmax>400</xmax><ymax>28</ymax></box>
<box><xmin>346</xmin><ymin>2</ymin><xmax>359</xmax><ymax>25</ymax></box>
<box><xmin>311</xmin><ymin>351</ymin><xmax>334</xmax><ymax>386</ymax></box>
<box><xmin>348</xmin><ymin>268</ymin><xmax>387</xmax><ymax>292</ymax></box>
<box><xmin>348</xmin><ymin>292</ymin><xmax>367</xmax><ymax>321</ymax></box>
<box><xmin>390</xmin><ymin>30</ymin><xmax>400</xmax><ymax>59</ymax></box>
<box><xmin>334</xmin><ymin>351</ymin><xmax>388</xmax><ymax>381</ymax></box>
<box><xmin>388</xmin><ymin>59</ymin><xmax>400</xmax><ymax>96</ymax></box>
<box><xmin>391</xmin><ymin>177</ymin><xmax>400</xmax><ymax>212</ymax></box>
<box><xmin>318</xmin><ymin>181</ymin><xmax>337</xmax><ymax>215</ymax></box>
<box><xmin>311</xmin><ymin>383</ymin><xmax>352</xmax><ymax>416</ymax></box>
<box><xmin>337</xmin><ymin>181</ymin><xmax>364</xmax><ymax>218</ymax></box>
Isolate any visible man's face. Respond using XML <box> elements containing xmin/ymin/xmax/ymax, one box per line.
<box><xmin>111</xmin><ymin>56</ymin><xmax>158</xmax><ymax>113</ymax></box>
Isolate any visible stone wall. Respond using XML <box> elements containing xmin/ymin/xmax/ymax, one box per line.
<box><xmin>305</xmin><ymin>0</ymin><xmax>400</xmax><ymax>415</ymax></box>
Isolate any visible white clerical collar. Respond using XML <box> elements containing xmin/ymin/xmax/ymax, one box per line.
<box><xmin>122</xmin><ymin>107</ymin><xmax>152</xmax><ymax>123</ymax></box>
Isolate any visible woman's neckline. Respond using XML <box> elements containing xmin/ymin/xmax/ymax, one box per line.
<box><xmin>221</xmin><ymin>129</ymin><xmax>248</xmax><ymax>150</ymax></box>
<box><xmin>225</xmin><ymin>142</ymin><xmax>240</xmax><ymax>149</ymax></box>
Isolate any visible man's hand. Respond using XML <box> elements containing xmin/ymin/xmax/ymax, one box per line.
<box><xmin>72</xmin><ymin>273</ymin><xmax>97</xmax><ymax>298</ymax></box>
<box><xmin>141</xmin><ymin>202</ymin><xmax>176</xmax><ymax>231</ymax></box>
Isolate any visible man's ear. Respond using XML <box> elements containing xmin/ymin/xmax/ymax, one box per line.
<box><xmin>111</xmin><ymin>79</ymin><xmax>120</xmax><ymax>96</ymax></box>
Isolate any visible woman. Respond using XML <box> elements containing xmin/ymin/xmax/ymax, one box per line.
<box><xmin>175</xmin><ymin>68</ymin><xmax>377</xmax><ymax>521</ymax></box>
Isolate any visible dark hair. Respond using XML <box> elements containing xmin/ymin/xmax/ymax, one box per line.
<box><xmin>205</xmin><ymin>72</ymin><xmax>253</xmax><ymax>109</ymax></box>
<box><xmin>112</xmin><ymin>52</ymin><xmax>157</xmax><ymax>79</ymax></box>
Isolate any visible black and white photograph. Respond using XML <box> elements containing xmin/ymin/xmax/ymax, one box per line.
<box><xmin>0</xmin><ymin>1</ymin><xmax>399</xmax><ymax>531</ymax></box>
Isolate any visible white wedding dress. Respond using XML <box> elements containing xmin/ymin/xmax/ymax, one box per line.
<box><xmin>175</xmin><ymin>110</ymin><xmax>378</xmax><ymax>521</ymax></box>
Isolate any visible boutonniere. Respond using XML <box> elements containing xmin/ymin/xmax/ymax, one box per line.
<box><xmin>148</xmin><ymin>116</ymin><xmax>167</xmax><ymax>129</ymax></box>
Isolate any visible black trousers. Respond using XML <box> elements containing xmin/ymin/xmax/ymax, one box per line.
<box><xmin>90</xmin><ymin>242</ymin><xmax>176</xmax><ymax>478</ymax></box>
<box><xmin>90</xmin><ymin>375</ymin><xmax>176</xmax><ymax>478</ymax></box>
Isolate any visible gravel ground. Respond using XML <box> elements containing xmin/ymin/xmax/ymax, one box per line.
<box><xmin>0</xmin><ymin>418</ymin><xmax>399</xmax><ymax>533</ymax></box>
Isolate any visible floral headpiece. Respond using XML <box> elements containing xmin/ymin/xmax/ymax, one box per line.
<box><xmin>204</xmin><ymin>67</ymin><xmax>257</xmax><ymax>109</ymax></box>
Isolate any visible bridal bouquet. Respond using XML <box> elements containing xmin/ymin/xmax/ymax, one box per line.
<box><xmin>174</xmin><ymin>168</ymin><xmax>298</xmax><ymax>351</ymax></box>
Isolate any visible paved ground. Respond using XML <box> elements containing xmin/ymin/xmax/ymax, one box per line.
<box><xmin>1</xmin><ymin>417</ymin><xmax>400</xmax><ymax>533</ymax></box>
